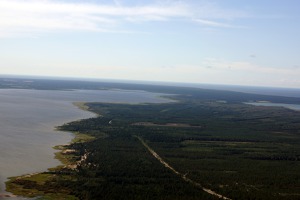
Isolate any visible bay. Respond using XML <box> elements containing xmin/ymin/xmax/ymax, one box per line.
<box><xmin>0</xmin><ymin>89</ymin><xmax>171</xmax><ymax>198</ymax></box>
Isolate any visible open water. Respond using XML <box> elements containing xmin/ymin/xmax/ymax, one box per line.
<box><xmin>0</xmin><ymin>89</ymin><xmax>171</xmax><ymax>199</ymax></box>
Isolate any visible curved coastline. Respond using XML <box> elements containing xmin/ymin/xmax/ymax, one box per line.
<box><xmin>1</xmin><ymin>89</ymin><xmax>173</xmax><ymax>199</ymax></box>
<box><xmin>3</xmin><ymin>102</ymin><xmax>97</xmax><ymax>200</ymax></box>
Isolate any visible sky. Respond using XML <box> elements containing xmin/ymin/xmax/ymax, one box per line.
<box><xmin>0</xmin><ymin>0</ymin><xmax>300</xmax><ymax>88</ymax></box>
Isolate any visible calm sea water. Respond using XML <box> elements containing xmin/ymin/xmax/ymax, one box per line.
<box><xmin>0</xmin><ymin>89</ymin><xmax>171</xmax><ymax>198</ymax></box>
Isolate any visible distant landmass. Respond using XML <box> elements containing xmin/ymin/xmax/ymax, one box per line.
<box><xmin>0</xmin><ymin>76</ymin><xmax>300</xmax><ymax>200</ymax></box>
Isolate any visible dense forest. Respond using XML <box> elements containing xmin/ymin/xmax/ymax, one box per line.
<box><xmin>4</xmin><ymin>78</ymin><xmax>300</xmax><ymax>199</ymax></box>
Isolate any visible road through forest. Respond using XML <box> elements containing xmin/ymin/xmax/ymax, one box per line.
<box><xmin>135</xmin><ymin>136</ymin><xmax>232</xmax><ymax>200</ymax></box>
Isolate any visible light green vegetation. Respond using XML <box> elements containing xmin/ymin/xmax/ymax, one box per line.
<box><xmin>6</xmin><ymin>173</ymin><xmax>78</xmax><ymax>200</ymax></box>
<box><xmin>72</xmin><ymin>102</ymin><xmax>90</xmax><ymax>112</ymax></box>
<box><xmin>6</xmin><ymin>130</ymin><xmax>98</xmax><ymax>199</ymax></box>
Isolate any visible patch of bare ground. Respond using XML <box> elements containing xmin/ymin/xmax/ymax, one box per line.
<box><xmin>0</xmin><ymin>193</ymin><xmax>17</xmax><ymax>198</ymax></box>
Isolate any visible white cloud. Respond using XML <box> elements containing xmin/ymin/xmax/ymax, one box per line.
<box><xmin>0</xmin><ymin>0</ymin><xmax>189</xmax><ymax>36</ymax></box>
<box><xmin>0</xmin><ymin>0</ymin><xmax>249</xmax><ymax>37</ymax></box>
<box><xmin>194</xmin><ymin>19</ymin><xmax>247</xmax><ymax>29</ymax></box>
<box><xmin>192</xmin><ymin>1</ymin><xmax>250</xmax><ymax>20</ymax></box>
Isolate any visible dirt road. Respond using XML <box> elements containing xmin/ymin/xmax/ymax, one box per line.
<box><xmin>135</xmin><ymin>136</ymin><xmax>232</xmax><ymax>200</ymax></box>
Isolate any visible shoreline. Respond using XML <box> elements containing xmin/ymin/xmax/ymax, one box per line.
<box><xmin>4</xmin><ymin>95</ymin><xmax>171</xmax><ymax>199</ymax></box>
<box><xmin>5</xmin><ymin>102</ymin><xmax>95</xmax><ymax>199</ymax></box>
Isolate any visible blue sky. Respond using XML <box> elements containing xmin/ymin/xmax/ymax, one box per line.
<box><xmin>0</xmin><ymin>0</ymin><xmax>300</xmax><ymax>88</ymax></box>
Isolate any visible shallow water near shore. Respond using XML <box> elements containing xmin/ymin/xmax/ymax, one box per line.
<box><xmin>0</xmin><ymin>89</ymin><xmax>171</xmax><ymax>198</ymax></box>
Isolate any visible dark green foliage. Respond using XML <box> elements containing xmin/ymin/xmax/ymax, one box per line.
<box><xmin>4</xmin><ymin>77</ymin><xmax>300</xmax><ymax>199</ymax></box>
<box><xmin>55</xmin><ymin>95</ymin><xmax>300</xmax><ymax>200</ymax></box>
<box><xmin>65</xmin><ymin>136</ymin><xmax>215</xmax><ymax>200</ymax></box>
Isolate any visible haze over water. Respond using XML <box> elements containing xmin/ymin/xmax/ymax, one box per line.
<box><xmin>0</xmin><ymin>89</ymin><xmax>171</xmax><ymax>197</ymax></box>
